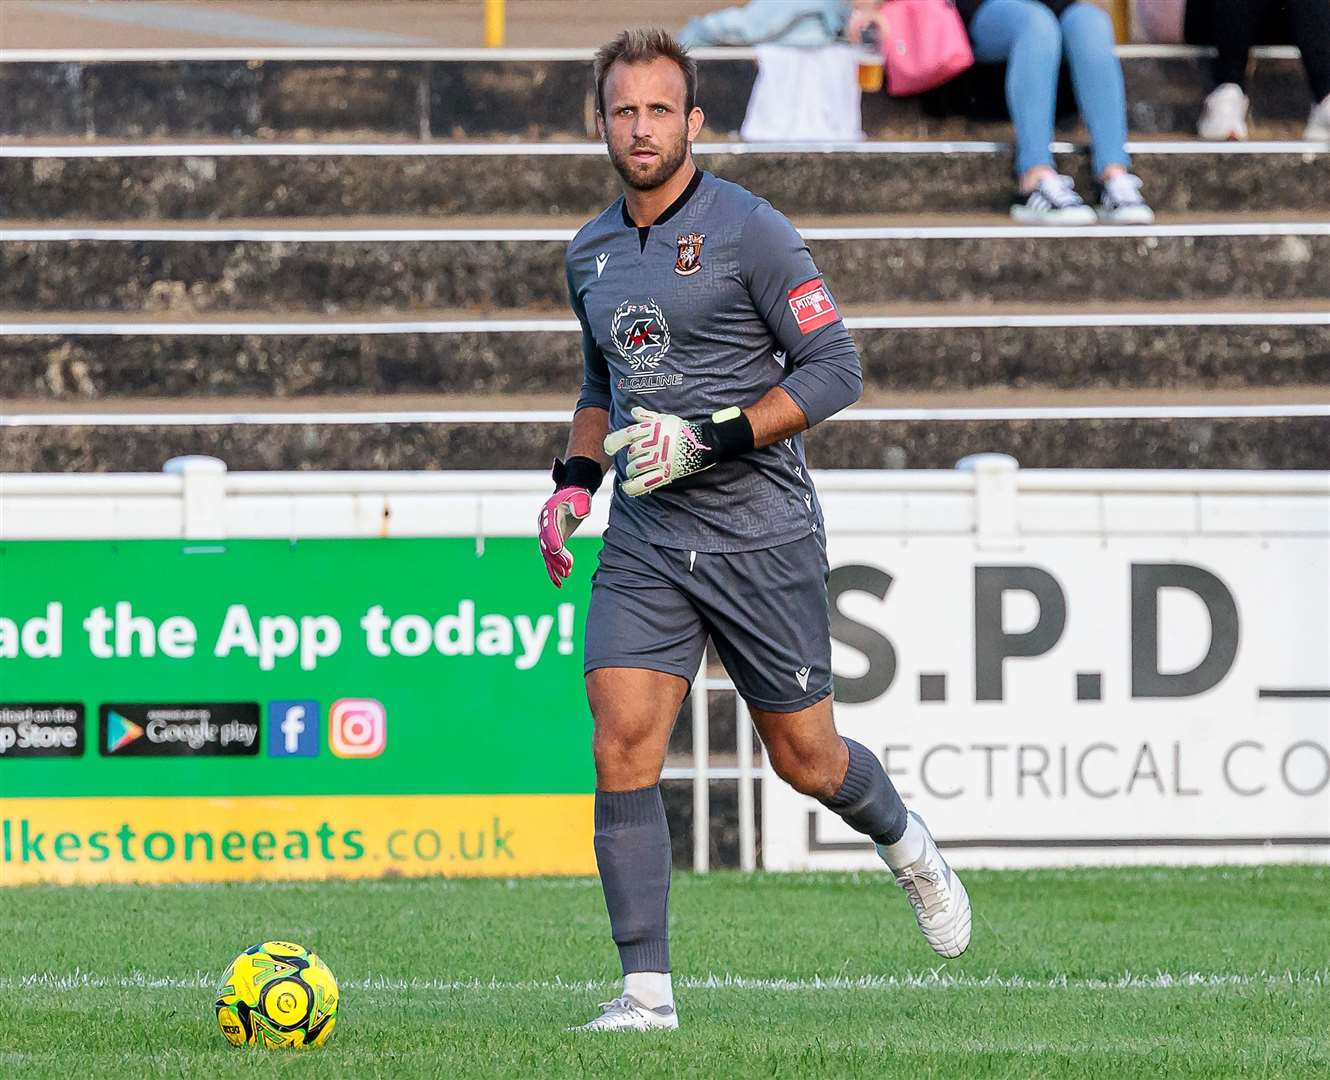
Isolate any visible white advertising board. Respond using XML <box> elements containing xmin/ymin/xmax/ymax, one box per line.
<box><xmin>765</xmin><ymin>468</ymin><xmax>1330</xmax><ymax>868</ymax></box>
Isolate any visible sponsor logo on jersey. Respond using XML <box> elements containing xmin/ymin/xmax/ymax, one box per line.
<box><xmin>596</xmin><ymin>252</ymin><xmax>610</xmax><ymax>277</ymax></box>
<box><xmin>611</xmin><ymin>298</ymin><xmax>671</xmax><ymax>370</ymax></box>
<box><xmin>617</xmin><ymin>373</ymin><xmax>684</xmax><ymax>395</ymax></box>
<box><xmin>674</xmin><ymin>232</ymin><xmax>705</xmax><ymax>276</ymax></box>
<box><xmin>795</xmin><ymin>666</ymin><xmax>812</xmax><ymax>691</ymax></box>
<box><xmin>787</xmin><ymin>277</ymin><xmax>840</xmax><ymax>334</ymax></box>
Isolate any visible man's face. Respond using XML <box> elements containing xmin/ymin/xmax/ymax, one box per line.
<box><xmin>598</xmin><ymin>57</ymin><xmax>703</xmax><ymax>192</ymax></box>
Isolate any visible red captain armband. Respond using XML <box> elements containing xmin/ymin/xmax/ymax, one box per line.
<box><xmin>787</xmin><ymin>277</ymin><xmax>840</xmax><ymax>334</ymax></box>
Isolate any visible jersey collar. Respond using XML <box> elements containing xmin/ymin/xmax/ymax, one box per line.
<box><xmin>620</xmin><ymin>167</ymin><xmax>706</xmax><ymax>231</ymax></box>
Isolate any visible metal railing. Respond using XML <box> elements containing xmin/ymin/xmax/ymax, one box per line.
<box><xmin>685</xmin><ymin>667</ymin><xmax>759</xmax><ymax>874</ymax></box>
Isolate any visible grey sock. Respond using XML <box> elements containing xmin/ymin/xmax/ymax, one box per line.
<box><xmin>594</xmin><ymin>785</ymin><xmax>672</xmax><ymax>974</ymax></box>
<box><xmin>819</xmin><ymin>738</ymin><xmax>908</xmax><ymax>845</ymax></box>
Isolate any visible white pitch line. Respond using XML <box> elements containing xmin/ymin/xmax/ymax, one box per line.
<box><xmin>1</xmin><ymin>140</ymin><xmax>1324</xmax><ymax>159</ymax></box>
<box><xmin>5</xmin><ymin>312</ymin><xmax>1328</xmax><ymax>336</ymax></box>
<box><xmin>6</xmin><ymin>223</ymin><xmax>1330</xmax><ymax>243</ymax></box>
<box><xmin>4</xmin><ymin>405</ymin><xmax>1328</xmax><ymax>428</ymax></box>
<box><xmin>0</xmin><ymin>970</ymin><xmax>1324</xmax><ymax>994</ymax></box>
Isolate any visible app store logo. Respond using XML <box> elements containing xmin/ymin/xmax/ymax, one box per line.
<box><xmin>329</xmin><ymin>699</ymin><xmax>386</xmax><ymax>759</ymax></box>
<box><xmin>268</xmin><ymin>701</ymin><xmax>320</xmax><ymax>758</ymax></box>
<box><xmin>0</xmin><ymin>703</ymin><xmax>86</xmax><ymax>758</ymax></box>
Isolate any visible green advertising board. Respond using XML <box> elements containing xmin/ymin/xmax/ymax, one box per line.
<box><xmin>0</xmin><ymin>537</ymin><xmax>598</xmax><ymax>885</ymax></box>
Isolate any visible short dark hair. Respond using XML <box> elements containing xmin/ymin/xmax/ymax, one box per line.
<box><xmin>593</xmin><ymin>27</ymin><xmax>698</xmax><ymax>117</ymax></box>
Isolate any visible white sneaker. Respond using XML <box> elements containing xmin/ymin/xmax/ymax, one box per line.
<box><xmin>1010</xmin><ymin>174</ymin><xmax>1097</xmax><ymax>225</ymax></box>
<box><xmin>1198</xmin><ymin>83</ymin><xmax>1250</xmax><ymax>140</ymax></box>
<box><xmin>878</xmin><ymin>812</ymin><xmax>972</xmax><ymax>958</ymax></box>
<box><xmin>1306</xmin><ymin>94</ymin><xmax>1330</xmax><ymax>141</ymax></box>
<box><xmin>1096</xmin><ymin>172</ymin><xmax>1155</xmax><ymax>225</ymax></box>
<box><xmin>568</xmin><ymin>994</ymin><xmax>679</xmax><ymax>1032</ymax></box>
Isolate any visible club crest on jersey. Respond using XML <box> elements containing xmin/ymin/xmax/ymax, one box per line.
<box><xmin>611</xmin><ymin>298</ymin><xmax>672</xmax><ymax>371</ymax></box>
<box><xmin>674</xmin><ymin>232</ymin><xmax>705</xmax><ymax>277</ymax></box>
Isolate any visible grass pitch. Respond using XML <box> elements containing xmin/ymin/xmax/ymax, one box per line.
<box><xmin>1</xmin><ymin>866</ymin><xmax>1326</xmax><ymax>1078</ymax></box>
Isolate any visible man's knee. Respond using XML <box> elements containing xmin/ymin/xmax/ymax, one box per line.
<box><xmin>586</xmin><ymin>667</ymin><xmax>685</xmax><ymax>786</ymax></box>
<box><xmin>591</xmin><ymin>722</ymin><xmax>651</xmax><ymax>769</ymax></box>
<box><xmin>765</xmin><ymin>731</ymin><xmax>846</xmax><ymax>800</ymax></box>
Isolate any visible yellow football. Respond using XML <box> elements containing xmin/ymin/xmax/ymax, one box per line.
<box><xmin>214</xmin><ymin>940</ymin><xmax>338</xmax><ymax>1048</ymax></box>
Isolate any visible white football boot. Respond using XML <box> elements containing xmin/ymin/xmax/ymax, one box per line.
<box><xmin>1198</xmin><ymin>83</ymin><xmax>1250</xmax><ymax>141</ymax></box>
<box><xmin>569</xmin><ymin>994</ymin><xmax>679</xmax><ymax>1032</ymax></box>
<box><xmin>879</xmin><ymin>812</ymin><xmax>972</xmax><ymax>958</ymax></box>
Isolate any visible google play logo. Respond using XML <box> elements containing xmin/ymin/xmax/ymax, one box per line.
<box><xmin>105</xmin><ymin>710</ymin><xmax>144</xmax><ymax>754</ymax></box>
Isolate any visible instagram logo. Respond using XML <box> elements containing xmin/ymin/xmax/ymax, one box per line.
<box><xmin>329</xmin><ymin>699</ymin><xmax>387</xmax><ymax>759</ymax></box>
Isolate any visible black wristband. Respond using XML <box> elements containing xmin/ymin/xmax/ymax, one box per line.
<box><xmin>551</xmin><ymin>455</ymin><xmax>605</xmax><ymax>494</ymax></box>
<box><xmin>698</xmin><ymin>407</ymin><xmax>755</xmax><ymax>463</ymax></box>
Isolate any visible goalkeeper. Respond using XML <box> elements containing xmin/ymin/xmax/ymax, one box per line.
<box><xmin>538</xmin><ymin>27</ymin><xmax>972</xmax><ymax>1034</ymax></box>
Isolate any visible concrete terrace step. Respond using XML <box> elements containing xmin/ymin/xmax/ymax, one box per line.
<box><xmin>0</xmin><ymin>48</ymin><xmax>1316</xmax><ymax>140</ymax></box>
<box><xmin>5</xmin><ymin>305</ymin><xmax>1328</xmax><ymax>400</ymax></box>
<box><xmin>5</xmin><ymin>219</ymin><xmax>1328</xmax><ymax>311</ymax></box>
<box><xmin>3</xmin><ymin>409</ymin><xmax>1326</xmax><ymax>473</ymax></box>
<box><xmin>3</xmin><ymin>141</ymin><xmax>1328</xmax><ymax>217</ymax></box>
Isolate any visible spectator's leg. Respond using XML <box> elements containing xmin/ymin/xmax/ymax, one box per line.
<box><xmin>1208</xmin><ymin>0</ymin><xmax>1266</xmax><ymax>90</ymax></box>
<box><xmin>1285</xmin><ymin>0</ymin><xmax>1330</xmax><ymax>101</ymax></box>
<box><xmin>968</xmin><ymin>0</ymin><xmax>1063</xmax><ymax>188</ymax></box>
<box><xmin>1059</xmin><ymin>3</ymin><xmax>1130</xmax><ymax>178</ymax></box>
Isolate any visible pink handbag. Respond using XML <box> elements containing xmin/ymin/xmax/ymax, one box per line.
<box><xmin>878</xmin><ymin>0</ymin><xmax>975</xmax><ymax>97</ymax></box>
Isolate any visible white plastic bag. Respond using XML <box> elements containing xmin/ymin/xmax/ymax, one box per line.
<box><xmin>741</xmin><ymin>44</ymin><xmax>865</xmax><ymax>142</ymax></box>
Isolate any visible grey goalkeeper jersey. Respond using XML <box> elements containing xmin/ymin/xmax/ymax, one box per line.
<box><xmin>568</xmin><ymin>169</ymin><xmax>862</xmax><ymax>554</ymax></box>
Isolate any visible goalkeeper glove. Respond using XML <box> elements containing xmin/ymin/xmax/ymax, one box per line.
<box><xmin>603</xmin><ymin>405</ymin><xmax>755</xmax><ymax>497</ymax></box>
<box><xmin>537</xmin><ymin>456</ymin><xmax>602</xmax><ymax>588</ymax></box>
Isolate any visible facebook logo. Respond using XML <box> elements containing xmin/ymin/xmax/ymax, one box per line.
<box><xmin>267</xmin><ymin>701</ymin><xmax>320</xmax><ymax>757</ymax></box>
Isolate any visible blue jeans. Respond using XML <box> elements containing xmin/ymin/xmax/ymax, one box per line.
<box><xmin>968</xmin><ymin>0</ymin><xmax>1130</xmax><ymax>178</ymax></box>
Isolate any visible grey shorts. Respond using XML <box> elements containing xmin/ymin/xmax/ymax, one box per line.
<box><xmin>584</xmin><ymin>528</ymin><xmax>833</xmax><ymax>713</ymax></box>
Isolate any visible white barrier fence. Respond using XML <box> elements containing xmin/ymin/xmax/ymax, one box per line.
<box><xmin>3</xmin><ymin>456</ymin><xmax>1327</xmax><ymax>868</ymax></box>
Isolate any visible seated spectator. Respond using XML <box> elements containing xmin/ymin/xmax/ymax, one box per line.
<box><xmin>679</xmin><ymin>0</ymin><xmax>849</xmax><ymax>47</ymax></box>
<box><xmin>949</xmin><ymin>0</ymin><xmax>1155</xmax><ymax>223</ymax></box>
<box><xmin>1184</xmin><ymin>0</ymin><xmax>1330</xmax><ymax>140</ymax></box>
<box><xmin>680</xmin><ymin>0</ymin><xmax>865</xmax><ymax>142</ymax></box>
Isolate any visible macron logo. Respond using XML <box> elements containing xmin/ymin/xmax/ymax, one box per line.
<box><xmin>596</xmin><ymin>253</ymin><xmax>609</xmax><ymax>278</ymax></box>
<box><xmin>795</xmin><ymin>666</ymin><xmax>811</xmax><ymax>691</ymax></box>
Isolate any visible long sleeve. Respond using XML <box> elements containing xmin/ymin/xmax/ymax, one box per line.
<box><xmin>568</xmin><ymin>263</ymin><xmax>611</xmax><ymax>413</ymax></box>
<box><xmin>738</xmin><ymin>202</ymin><xmax>863</xmax><ymax>426</ymax></box>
